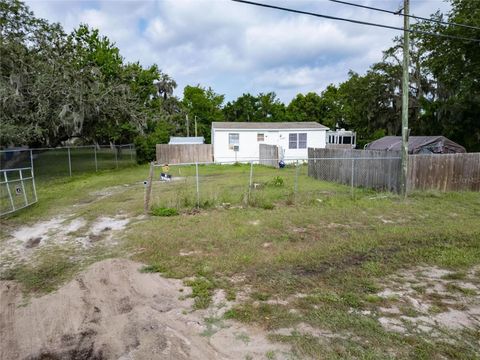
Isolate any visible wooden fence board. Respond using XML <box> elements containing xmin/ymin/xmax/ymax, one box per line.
<box><xmin>259</xmin><ymin>144</ymin><xmax>279</xmax><ymax>167</ymax></box>
<box><xmin>407</xmin><ymin>153</ymin><xmax>480</xmax><ymax>192</ymax></box>
<box><xmin>308</xmin><ymin>148</ymin><xmax>401</xmax><ymax>192</ymax></box>
<box><xmin>156</xmin><ymin>144</ymin><xmax>213</xmax><ymax>164</ymax></box>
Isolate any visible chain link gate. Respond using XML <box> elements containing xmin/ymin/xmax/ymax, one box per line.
<box><xmin>0</xmin><ymin>166</ymin><xmax>38</xmax><ymax>216</ymax></box>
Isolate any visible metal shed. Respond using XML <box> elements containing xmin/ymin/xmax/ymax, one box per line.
<box><xmin>365</xmin><ymin>136</ymin><xmax>466</xmax><ymax>154</ymax></box>
<box><xmin>168</xmin><ymin>137</ymin><xmax>205</xmax><ymax>145</ymax></box>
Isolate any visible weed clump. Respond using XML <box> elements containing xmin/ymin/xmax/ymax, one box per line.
<box><xmin>268</xmin><ymin>176</ymin><xmax>284</xmax><ymax>187</ymax></box>
<box><xmin>140</xmin><ymin>264</ymin><xmax>167</xmax><ymax>273</ymax></box>
<box><xmin>185</xmin><ymin>277</ymin><xmax>216</xmax><ymax>309</ymax></box>
<box><xmin>151</xmin><ymin>206</ymin><xmax>179</xmax><ymax>217</ymax></box>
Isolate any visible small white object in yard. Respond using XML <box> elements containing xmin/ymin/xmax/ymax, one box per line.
<box><xmin>369</xmin><ymin>195</ymin><xmax>389</xmax><ymax>200</ymax></box>
<box><xmin>379</xmin><ymin>216</ymin><xmax>394</xmax><ymax>224</ymax></box>
<box><xmin>160</xmin><ymin>173</ymin><xmax>172</xmax><ymax>181</ymax></box>
<box><xmin>316</xmin><ymin>199</ymin><xmax>323</xmax><ymax>203</ymax></box>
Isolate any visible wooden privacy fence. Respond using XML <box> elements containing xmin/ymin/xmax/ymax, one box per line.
<box><xmin>308</xmin><ymin>148</ymin><xmax>480</xmax><ymax>192</ymax></box>
<box><xmin>308</xmin><ymin>148</ymin><xmax>401</xmax><ymax>192</ymax></box>
<box><xmin>259</xmin><ymin>144</ymin><xmax>279</xmax><ymax>167</ymax></box>
<box><xmin>407</xmin><ymin>153</ymin><xmax>480</xmax><ymax>191</ymax></box>
<box><xmin>156</xmin><ymin>144</ymin><xmax>213</xmax><ymax>164</ymax></box>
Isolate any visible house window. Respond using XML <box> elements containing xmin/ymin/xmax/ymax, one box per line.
<box><xmin>257</xmin><ymin>133</ymin><xmax>265</xmax><ymax>142</ymax></box>
<box><xmin>289</xmin><ymin>133</ymin><xmax>297</xmax><ymax>149</ymax></box>
<box><xmin>229</xmin><ymin>133</ymin><xmax>239</xmax><ymax>149</ymax></box>
<box><xmin>299</xmin><ymin>133</ymin><xmax>307</xmax><ymax>148</ymax></box>
<box><xmin>342</xmin><ymin>136</ymin><xmax>352</xmax><ymax>145</ymax></box>
<box><xmin>289</xmin><ymin>133</ymin><xmax>307</xmax><ymax>149</ymax></box>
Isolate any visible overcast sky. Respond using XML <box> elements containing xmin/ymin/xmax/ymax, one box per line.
<box><xmin>25</xmin><ymin>0</ymin><xmax>450</xmax><ymax>103</ymax></box>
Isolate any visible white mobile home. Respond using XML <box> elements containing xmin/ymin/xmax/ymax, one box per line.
<box><xmin>211</xmin><ymin>122</ymin><xmax>329</xmax><ymax>162</ymax></box>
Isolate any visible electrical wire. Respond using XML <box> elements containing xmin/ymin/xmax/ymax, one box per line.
<box><xmin>328</xmin><ymin>0</ymin><xmax>480</xmax><ymax>31</ymax></box>
<box><xmin>231</xmin><ymin>0</ymin><xmax>480</xmax><ymax>42</ymax></box>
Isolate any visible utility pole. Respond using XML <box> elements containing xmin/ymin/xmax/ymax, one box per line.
<box><xmin>186</xmin><ymin>114</ymin><xmax>190</xmax><ymax>137</ymax></box>
<box><xmin>400</xmin><ymin>0</ymin><xmax>410</xmax><ymax>197</ymax></box>
<box><xmin>194</xmin><ymin>115</ymin><xmax>198</xmax><ymax>137</ymax></box>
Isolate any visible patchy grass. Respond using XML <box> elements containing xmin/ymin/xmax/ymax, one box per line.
<box><xmin>151</xmin><ymin>206</ymin><xmax>179</xmax><ymax>217</ymax></box>
<box><xmin>445</xmin><ymin>283</ymin><xmax>477</xmax><ymax>296</ymax></box>
<box><xmin>1</xmin><ymin>249</ymin><xmax>77</xmax><ymax>293</ymax></box>
<box><xmin>184</xmin><ymin>277</ymin><xmax>216</xmax><ymax>309</ymax></box>
<box><xmin>1</xmin><ymin>163</ymin><xmax>480</xmax><ymax>359</ymax></box>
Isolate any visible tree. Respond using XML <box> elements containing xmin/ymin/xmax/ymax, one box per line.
<box><xmin>286</xmin><ymin>92</ymin><xmax>324</xmax><ymax>123</ymax></box>
<box><xmin>182</xmin><ymin>85</ymin><xmax>224</xmax><ymax>142</ymax></box>
<box><xmin>155</xmin><ymin>73</ymin><xmax>177</xmax><ymax>100</ymax></box>
<box><xmin>223</xmin><ymin>93</ymin><xmax>258</xmax><ymax>122</ymax></box>
<box><xmin>0</xmin><ymin>0</ymin><xmax>179</xmax><ymax>149</ymax></box>
<box><xmin>415</xmin><ymin>0</ymin><xmax>480</xmax><ymax>151</ymax></box>
<box><xmin>223</xmin><ymin>92</ymin><xmax>285</xmax><ymax>122</ymax></box>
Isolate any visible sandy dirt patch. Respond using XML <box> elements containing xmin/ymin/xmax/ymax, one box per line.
<box><xmin>376</xmin><ymin>266</ymin><xmax>480</xmax><ymax>336</ymax></box>
<box><xmin>0</xmin><ymin>215</ymin><xmax>130</xmax><ymax>273</ymax></box>
<box><xmin>0</xmin><ymin>259</ymin><xmax>291</xmax><ymax>360</ymax></box>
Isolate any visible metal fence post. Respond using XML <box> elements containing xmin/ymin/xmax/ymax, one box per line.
<box><xmin>67</xmin><ymin>147</ymin><xmax>72</xmax><ymax>177</ymax></box>
<box><xmin>351</xmin><ymin>158</ymin><xmax>355</xmax><ymax>199</ymax></box>
<box><xmin>294</xmin><ymin>160</ymin><xmax>299</xmax><ymax>193</ymax></box>
<box><xmin>94</xmin><ymin>146</ymin><xmax>98</xmax><ymax>172</ymax></box>
<box><xmin>30</xmin><ymin>149</ymin><xmax>34</xmax><ymax>175</ymax></box>
<box><xmin>31</xmin><ymin>167</ymin><xmax>38</xmax><ymax>204</ymax></box>
<box><xmin>195</xmin><ymin>162</ymin><xmax>200</xmax><ymax>208</ymax></box>
<box><xmin>3</xmin><ymin>171</ymin><xmax>15</xmax><ymax>211</ymax></box>
<box><xmin>115</xmin><ymin>146</ymin><xmax>118</xmax><ymax>168</ymax></box>
<box><xmin>144</xmin><ymin>162</ymin><xmax>154</xmax><ymax>214</ymax></box>
<box><xmin>19</xmin><ymin>169</ymin><xmax>28</xmax><ymax>205</ymax></box>
<box><xmin>248</xmin><ymin>161</ymin><xmax>253</xmax><ymax>204</ymax></box>
<box><xmin>130</xmin><ymin>144</ymin><xmax>133</xmax><ymax>162</ymax></box>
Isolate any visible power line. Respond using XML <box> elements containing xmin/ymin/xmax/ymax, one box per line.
<box><xmin>231</xmin><ymin>0</ymin><xmax>480</xmax><ymax>42</ymax></box>
<box><xmin>328</xmin><ymin>0</ymin><xmax>480</xmax><ymax>31</ymax></box>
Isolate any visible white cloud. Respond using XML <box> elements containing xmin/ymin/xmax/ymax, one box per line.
<box><xmin>25</xmin><ymin>0</ymin><xmax>451</xmax><ymax>102</ymax></box>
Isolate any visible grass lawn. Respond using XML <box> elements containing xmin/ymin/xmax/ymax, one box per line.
<box><xmin>1</xmin><ymin>163</ymin><xmax>479</xmax><ymax>359</ymax></box>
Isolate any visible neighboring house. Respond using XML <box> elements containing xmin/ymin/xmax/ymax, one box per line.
<box><xmin>326</xmin><ymin>129</ymin><xmax>356</xmax><ymax>149</ymax></box>
<box><xmin>211</xmin><ymin>122</ymin><xmax>329</xmax><ymax>162</ymax></box>
<box><xmin>365</xmin><ymin>136</ymin><xmax>466</xmax><ymax>154</ymax></box>
<box><xmin>168</xmin><ymin>137</ymin><xmax>205</xmax><ymax>145</ymax></box>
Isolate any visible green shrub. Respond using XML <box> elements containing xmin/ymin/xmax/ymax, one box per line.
<box><xmin>151</xmin><ymin>206</ymin><xmax>179</xmax><ymax>217</ymax></box>
<box><xmin>134</xmin><ymin>120</ymin><xmax>172</xmax><ymax>164</ymax></box>
<box><xmin>261</xmin><ymin>202</ymin><xmax>275</xmax><ymax>210</ymax></box>
<box><xmin>269</xmin><ymin>176</ymin><xmax>284</xmax><ymax>187</ymax></box>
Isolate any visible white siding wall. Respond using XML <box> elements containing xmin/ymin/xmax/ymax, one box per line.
<box><xmin>278</xmin><ymin>130</ymin><xmax>326</xmax><ymax>160</ymax></box>
<box><xmin>213</xmin><ymin>128</ymin><xmax>326</xmax><ymax>163</ymax></box>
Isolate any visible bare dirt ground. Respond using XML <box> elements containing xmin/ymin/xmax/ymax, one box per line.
<box><xmin>0</xmin><ymin>259</ymin><xmax>290</xmax><ymax>360</ymax></box>
<box><xmin>376</xmin><ymin>266</ymin><xmax>480</xmax><ymax>340</ymax></box>
<box><xmin>2</xmin><ymin>182</ymin><xmax>479</xmax><ymax>359</ymax></box>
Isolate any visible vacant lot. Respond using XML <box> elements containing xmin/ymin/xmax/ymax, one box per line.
<box><xmin>1</xmin><ymin>164</ymin><xmax>479</xmax><ymax>359</ymax></box>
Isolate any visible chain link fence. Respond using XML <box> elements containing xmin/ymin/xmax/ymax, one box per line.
<box><xmin>0</xmin><ymin>144</ymin><xmax>136</xmax><ymax>182</ymax></box>
<box><xmin>143</xmin><ymin>156</ymin><xmax>402</xmax><ymax>213</ymax></box>
<box><xmin>0</xmin><ymin>144</ymin><xmax>135</xmax><ymax>216</ymax></box>
<box><xmin>0</xmin><ymin>167</ymin><xmax>38</xmax><ymax>216</ymax></box>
